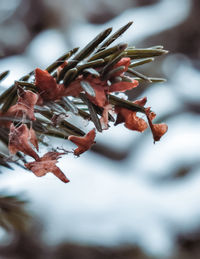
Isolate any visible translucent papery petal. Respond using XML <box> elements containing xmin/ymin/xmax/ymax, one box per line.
<box><xmin>8</xmin><ymin>124</ymin><xmax>39</xmax><ymax>160</ymax></box>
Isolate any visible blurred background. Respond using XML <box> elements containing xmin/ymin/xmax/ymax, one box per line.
<box><xmin>0</xmin><ymin>0</ymin><xmax>200</xmax><ymax>258</ymax></box>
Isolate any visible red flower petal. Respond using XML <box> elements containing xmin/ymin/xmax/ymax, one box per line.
<box><xmin>35</xmin><ymin>68</ymin><xmax>65</xmax><ymax>101</ymax></box>
<box><xmin>9</xmin><ymin>124</ymin><xmax>39</xmax><ymax>160</ymax></box>
<box><xmin>69</xmin><ymin>129</ymin><xmax>96</xmax><ymax>156</ymax></box>
<box><xmin>6</xmin><ymin>90</ymin><xmax>38</xmax><ymax>121</ymax></box>
<box><xmin>25</xmin><ymin>152</ymin><xmax>69</xmax><ymax>183</ymax></box>
<box><xmin>134</xmin><ymin>97</ymin><xmax>147</xmax><ymax>106</ymax></box>
<box><xmin>112</xmin><ymin>57</ymin><xmax>131</xmax><ymax>76</ymax></box>
<box><xmin>115</xmin><ymin>97</ymin><xmax>148</xmax><ymax>132</ymax></box>
<box><xmin>145</xmin><ymin>108</ymin><xmax>168</xmax><ymax>142</ymax></box>
<box><xmin>64</xmin><ymin>77</ymin><xmax>83</xmax><ymax>97</ymax></box>
<box><xmin>115</xmin><ymin>106</ymin><xmax>148</xmax><ymax>132</ymax></box>
<box><xmin>108</xmin><ymin>79</ymin><xmax>139</xmax><ymax>93</ymax></box>
<box><xmin>85</xmin><ymin>76</ymin><xmax>108</xmax><ymax>107</ymax></box>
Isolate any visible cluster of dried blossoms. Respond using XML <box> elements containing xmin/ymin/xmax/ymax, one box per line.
<box><xmin>0</xmin><ymin>22</ymin><xmax>168</xmax><ymax>183</ymax></box>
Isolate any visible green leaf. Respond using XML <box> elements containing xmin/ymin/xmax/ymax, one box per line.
<box><xmin>127</xmin><ymin>68</ymin><xmax>152</xmax><ymax>82</ymax></box>
<box><xmin>89</xmin><ymin>43</ymin><xmax>127</xmax><ymax>61</ymax></box>
<box><xmin>96</xmin><ymin>21</ymin><xmax>133</xmax><ymax>52</ymax></box>
<box><xmin>126</xmin><ymin>48</ymin><xmax>168</xmax><ymax>59</ymax></box>
<box><xmin>80</xmin><ymin>93</ymin><xmax>102</xmax><ymax>132</ymax></box>
<box><xmin>58</xmin><ymin>27</ymin><xmax>112</xmax><ymax>81</ymax></box>
<box><xmin>63</xmin><ymin>68</ymin><xmax>78</xmax><ymax>86</ymax></box>
<box><xmin>61</xmin><ymin>97</ymin><xmax>79</xmax><ymax>115</ymax></box>
<box><xmin>109</xmin><ymin>94</ymin><xmax>145</xmax><ymax>113</ymax></box>
<box><xmin>0</xmin><ymin>70</ymin><xmax>9</xmax><ymax>82</ymax></box>
<box><xmin>46</xmin><ymin>47</ymin><xmax>79</xmax><ymax>73</ymax></box>
<box><xmin>129</xmin><ymin>58</ymin><xmax>155</xmax><ymax>68</ymax></box>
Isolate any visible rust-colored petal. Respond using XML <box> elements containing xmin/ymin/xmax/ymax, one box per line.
<box><xmin>115</xmin><ymin>97</ymin><xmax>148</xmax><ymax>132</ymax></box>
<box><xmin>87</xmin><ymin>83</ymin><xmax>107</xmax><ymax>107</ymax></box>
<box><xmin>25</xmin><ymin>152</ymin><xmax>69</xmax><ymax>183</ymax></box>
<box><xmin>108</xmin><ymin>79</ymin><xmax>139</xmax><ymax>93</ymax></box>
<box><xmin>64</xmin><ymin>77</ymin><xmax>83</xmax><ymax>97</ymax></box>
<box><xmin>125</xmin><ymin>112</ymin><xmax>148</xmax><ymax>132</ymax></box>
<box><xmin>134</xmin><ymin>97</ymin><xmax>147</xmax><ymax>106</ymax></box>
<box><xmin>112</xmin><ymin>57</ymin><xmax>131</xmax><ymax>76</ymax></box>
<box><xmin>7</xmin><ymin>90</ymin><xmax>38</xmax><ymax>121</ymax></box>
<box><xmin>8</xmin><ymin>124</ymin><xmax>39</xmax><ymax>160</ymax></box>
<box><xmin>115</xmin><ymin>107</ymin><xmax>147</xmax><ymax>132</ymax></box>
<box><xmin>150</xmin><ymin>123</ymin><xmax>168</xmax><ymax>142</ymax></box>
<box><xmin>69</xmin><ymin>129</ymin><xmax>96</xmax><ymax>156</ymax></box>
<box><xmin>145</xmin><ymin>108</ymin><xmax>168</xmax><ymax>142</ymax></box>
<box><xmin>35</xmin><ymin>68</ymin><xmax>65</xmax><ymax>101</ymax></box>
<box><xmin>85</xmin><ymin>76</ymin><xmax>108</xmax><ymax>107</ymax></box>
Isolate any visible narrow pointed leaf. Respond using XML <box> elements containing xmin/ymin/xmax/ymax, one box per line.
<box><xmin>148</xmin><ymin>45</ymin><xmax>164</xmax><ymax>49</ymax></box>
<box><xmin>109</xmin><ymin>94</ymin><xmax>146</xmax><ymax>114</ymax></box>
<box><xmin>101</xmin><ymin>48</ymin><xmax>127</xmax><ymax>79</ymax></box>
<box><xmin>63</xmin><ymin>68</ymin><xmax>78</xmax><ymax>86</ymax></box>
<box><xmin>126</xmin><ymin>48</ymin><xmax>168</xmax><ymax>58</ymax></box>
<box><xmin>77</xmin><ymin>59</ymin><xmax>104</xmax><ymax>73</ymax></box>
<box><xmin>129</xmin><ymin>58</ymin><xmax>154</xmax><ymax>68</ymax></box>
<box><xmin>61</xmin><ymin>97</ymin><xmax>79</xmax><ymax>115</ymax></box>
<box><xmin>58</xmin><ymin>27</ymin><xmax>112</xmax><ymax>81</ymax></box>
<box><xmin>97</xmin><ymin>21</ymin><xmax>133</xmax><ymax>52</ymax></box>
<box><xmin>89</xmin><ymin>43</ymin><xmax>127</xmax><ymax>61</ymax></box>
<box><xmin>80</xmin><ymin>93</ymin><xmax>102</xmax><ymax>132</ymax></box>
<box><xmin>132</xmin><ymin>77</ymin><xmax>167</xmax><ymax>83</ymax></box>
<box><xmin>105</xmin><ymin>66</ymin><xmax>125</xmax><ymax>79</ymax></box>
<box><xmin>1</xmin><ymin>86</ymin><xmax>17</xmax><ymax>113</ymax></box>
<box><xmin>46</xmin><ymin>47</ymin><xmax>79</xmax><ymax>73</ymax></box>
<box><xmin>127</xmin><ymin>68</ymin><xmax>152</xmax><ymax>82</ymax></box>
<box><xmin>0</xmin><ymin>71</ymin><xmax>9</xmax><ymax>82</ymax></box>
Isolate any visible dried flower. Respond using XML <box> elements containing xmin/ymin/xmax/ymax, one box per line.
<box><xmin>9</xmin><ymin>124</ymin><xmax>39</xmax><ymax>160</ymax></box>
<box><xmin>115</xmin><ymin>97</ymin><xmax>148</xmax><ymax>132</ymax></box>
<box><xmin>69</xmin><ymin>128</ymin><xmax>96</xmax><ymax>156</ymax></box>
<box><xmin>25</xmin><ymin>152</ymin><xmax>69</xmax><ymax>183</ymax></box>
<box><xmin>145</xmin><ymin>108</ymin><xmax>168</xmax><ymax>142</ymax></box>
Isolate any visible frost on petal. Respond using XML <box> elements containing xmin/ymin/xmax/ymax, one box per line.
<box><xmin>35</xmin><ymin>68</ymin><xmax>65</xmax><ymax>101</ymax></box>
<box><xmin>8</xmin><ymin>124</ymin><xmax>39</xmax><ymax>160</ymax></box>
<box><xmin>145</xmin><ymin>108</ymin><xmax>168</xmax><ymax>142</ymax></box>
<box><xmin>69</xmin><ymin>129</ymin><xmax>96</xmax><ymax>156</ymax></box>
<box><xmin>25</xmin><ymin>152</ymin><xmax>69</xmax><ymax>183</ymax></box>
<box><xmin>108</xmin><ymin>80</ymin><xmax>139</xmax><ymax>93</ymax></box>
